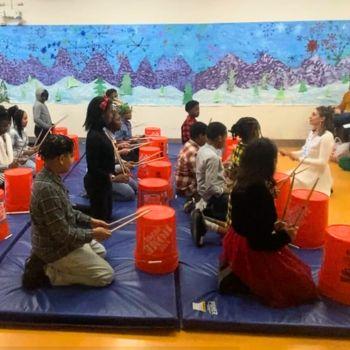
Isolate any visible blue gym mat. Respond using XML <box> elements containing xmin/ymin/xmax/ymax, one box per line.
<box><xmin>0</xmin><ymin>145</ymin><xmax>179</xmax><ymax>329</ymax></box>
<box><xmin>1</xmin><ymin>142</ymin><xmax>350</xmax><ymax>335</ymax></box>
<box><xmin>0</xmin><ymin>213</ymin><xmax>30</xmax><ymax>263</ymax></box>
<box><xmin>174</xmin><ymin>194</ymin><xmax>350</xmax><ymax>336</ymax></box>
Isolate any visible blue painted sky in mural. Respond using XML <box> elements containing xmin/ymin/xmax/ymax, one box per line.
<box><xmin>0</xmin><ymin>20</ymin><xmax>349</xmax><ymax>72</ymax></box>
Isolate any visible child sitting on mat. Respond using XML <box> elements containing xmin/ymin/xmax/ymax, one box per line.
<box><xmin>219</xmin><ymin>138</ymin><xmax>317</xmax><ymax>308</ymax></box>
<box><xmin>8</xmin><ymin>105</ymin><xmax>37</xmax><ymax>171</ymax></box>
<box><xmin>175</xmin><ymin>121</ymin><xmax>207</xmax><ymax>212</ymax></box>
<box><xmin>181</xmin><ymin>100</ymin><xmax>200</xmax><ymax>144</ymax></box>
<box><xmin>191</xmin><ymin>122</ymin><xmax>229</xmax><ymax>246</ymax></box>
<box><xmin>23</xmin><ymin>134</ymin><xmax>114</xmax><ymax>290</ymax></box>
<box><xmin>104</xmin><ymin>108</ymin><xmax>137</xmax><ymax>202</ymax></box>
<box><xmin>115</xmin><ymin>103</ymin><xmax>141</xmax><ymax>162</ymax></box>
<box><xmin>0</xmin><ymin>106</ymin><xmax>18</xmax><ymax>187</ymax></box>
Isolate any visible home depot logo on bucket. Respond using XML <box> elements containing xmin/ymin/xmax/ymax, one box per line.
<box><xmin>340</xmin><ymin>250</ymin><xmax>350</xmax><ymax>283</ymax></box>
<box><xmin>143</xmin><ymin>224</ymin><xmax>172</xmax><ymax>255</ymax></box>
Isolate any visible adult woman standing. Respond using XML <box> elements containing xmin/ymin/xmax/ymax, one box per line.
<box><xmin>280</xmin><ymin>106</ymin><xmax>335</xmax><ymax>196</ymax></box>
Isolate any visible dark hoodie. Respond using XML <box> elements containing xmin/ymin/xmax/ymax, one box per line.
<box><xmin>33</xmin><ymin>88</ymin><xmax>52</xmax><ymax>129</ymax></box>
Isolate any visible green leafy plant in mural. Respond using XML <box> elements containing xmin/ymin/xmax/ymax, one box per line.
<box><xmin>276</xmin><ymin>87</ymin><xmax>285</xmax><ymax>100</ymax></box>
<box><xmin>341</xmin><ymin>74</ymin><xmax>350</xmax><ymax>84</ymax></box>
<box><xmin>298</xmin><ymin>81</ymin><xmax>308</xmax><ymax>93</ymax></box>
<box><xmin>94</xmin><ymin>78</ymin><xmax>107</xmax><ymax>96</ymax></box>
<box><xmin>55</xmin><ymin>89</ymin><xmax>62</xmax><ymax>102</ymax></box>
<box><xmin>213</xmin><ymin>91</ymin><xmax>221</xmax><ymax>104</ymax></box>
<box><xmin>67</xmin><ymin>76</ymin><xmax>80</xmax><ymax>89</ymax></box>
<box><xmin>0</xmin><ymin>80</ymin><xmax>10</xmax><ymax>103</ymax></box>
<box><xmin>120</xmin><ymin>74</ymin><xmax>133</xmax><ymax>96</ymax></box>
<box><xmin>226</xmin><ymin>69</ymin><xmax>236</xmax><ymax>92</ymax></box>
<box><xmin>159</xmin><ymin>85</ymin><xmax>166</xmax><ymax>97</ymax></box>
<box><xmin>183</xmin><ymin>83</ymin><xmax>193</xmax><ymax>105</ymax></box>
<box><xmin>253</xmin><ymin>85</ymin><xmax>260</xmax><ymax>98</ymax></box>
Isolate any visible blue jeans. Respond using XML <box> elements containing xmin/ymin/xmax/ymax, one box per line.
<box><xmin>112</xmin><ymin>177</ymin><xmax>138</xmax><ymax>202</ymax></box>
<box><xmin>334</xmin><ymin>113</ymin><xmax>350</xmax><ymax>127</ymax></box>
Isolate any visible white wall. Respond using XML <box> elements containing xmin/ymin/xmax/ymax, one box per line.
<box><xmin>6</xmin><ymin>0</ymin><xmax>350</xmax><ymax>139</ymax></box>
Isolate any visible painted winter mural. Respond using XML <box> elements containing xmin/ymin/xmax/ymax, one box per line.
<box><xmin>0</xmin><ymin>21</ymin><xmax>350</xmax><ymax>105</ymax></box>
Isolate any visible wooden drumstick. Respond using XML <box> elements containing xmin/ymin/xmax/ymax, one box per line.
<box><xmin>293</xmin><ymin>177</ymin><xmax>320</xmax><ymax>227</ymax></box>
<box><xmin>135</xmin><ymin>151</ymin><xmax>163</xmax><ymax>165</ymax></box>
<box><xmin>137</xmin><ymin>157</ymin><xmax>165</xmax><ymax>167</ymax></box>
<box><xmin>108</xmin><ymin>209</ymin><xmax>150</xmax><ymax>227</ymax></box>
<box><xmin>33</xmin><ymin>130</ymin><xmax>43</xmax><ymax>147</ymax></box>
<box><xmin>37</xmin><ymin>115</ymin><xmax>69</xmax><ymax>149</ymax></box>
<box><xmin>203</xmin><ymin>215</ymin><xmax>227</xmax><ymax>228</ymax></box>
<box><xmin>105</xmin><ymin>132</ymin><xmax>127</xmax><ymax>175</ymax></box>
<box><xmin>127</xmin><ymin>141</ymin><xmax>152</xmax><ymax>151</ymax></box>
<box><xmin>281</xmin><ymin>172</ymin><xmax>296</xmax><ymax>221</ymax></box>
<box><xmin>132</xmin><ymin>122</ymin><xmax>146</xmax><ymax>129</ymax></box>
<box><xmin>110</xmin><ymin>209</ymin><xmax>152</xmax><ymax>233</ymax></box>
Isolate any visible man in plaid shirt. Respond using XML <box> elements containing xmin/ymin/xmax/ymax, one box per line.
<box><xmin>176</xmin><ymin>122</ymin><xmax>207</xmax><ymax>200</ymax></box>
<box><xmin>181</xmin><ymin>100</ymin><xmax>200</xmax><ymax>144</ymax></box>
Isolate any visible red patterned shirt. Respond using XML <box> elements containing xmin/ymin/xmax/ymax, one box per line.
<box><xmin>175</xmin><ymin>139</ymin><xmax>200</xmax><ymax>197</ymax></box>
<box><xmin>181</xmin><ymin>115</ymin><xmax>197</xmax><ymax>144</ymax></box>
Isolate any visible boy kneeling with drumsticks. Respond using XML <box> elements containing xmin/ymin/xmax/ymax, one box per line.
<box><xmin>23</xmin><ymin>134</ymin><xmax>113</xmax><ymax>290</ymax></box>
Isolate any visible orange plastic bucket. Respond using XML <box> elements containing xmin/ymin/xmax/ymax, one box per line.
<box><xmin>222</xmin><ymin>137</ymin><xmax>238</xmax><ymax>162</ymax></box>
<box><xmin>137</xmin><ymin>178</ymin><xmax>169</xmax><ymax>207</ymax></box>
<box><xmin>35</xmin><ymin>154</ymin><xmax>44</xmax><ymax>173</ymax></box>
<box><xmin>137</xmin><ymin>146</ymin><xmax>161</xmax><ymax>179</ymax></box>
<box><xmin>52</xmin><ymin>127</ymin><xmax>68</xmax><ymax>136</ymax></box>
<box><xmin>319</xmin><ymin>225</ymin><xmax>350</xmax><ymax>305</ymax></box>
<box><xmin>135</xmin><ymin>205</ymin><xmax>178</xmax><ymax>274</ymax></box>
<box><xmin>288</xmin><ymin>189</ymin><xmax>329</xmax><ymax>248</ymax></box>
<box><xmin>68</xmin><ymin>134</ymin><xmax>80</xmax><ymax>161</ymax></box>
<box><xmin>4</xmin><ymin>168</ymin><xmax>33</xmax><ymax>212</ymax></box>
<box><xmin>144</xmin><ymin>127</ymin><xmax>161</xmax><ymax>136</ymax></box>
<box><xmin>0</xmin><ymin>189</ymin><xmax>10</xmax><ymax>240</ymax></box>
<box><xmin>274</xmin><ymin>172</ymin><xmax>291</xmax><ymax>219</ymax></box>
<box><xmin>146</xmin><ymin>160</ymin><xmax>173</xmax><ymax>198</ymax></box>
<box><xmin>149</xmin><ymin>136</ymin><xmax>168</xmax><ymax>157</ymax></box>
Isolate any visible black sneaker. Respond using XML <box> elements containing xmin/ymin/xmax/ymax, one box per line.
<box><xmin>22</xmin><ymin>254</ymin><xmax>50</xmax><ymax>291</ymax></box>
<box><xmin>190</xmin><ymin>209</ymin><xmax>207</xmax><ymax>247</ymax></box>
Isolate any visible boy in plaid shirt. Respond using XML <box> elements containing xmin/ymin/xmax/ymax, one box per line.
<box><xmin>181</xmin><ymin>100</ymin><xmax>200</xmax><ymax>144</ymax></box>
<box><xmin>176</xmin><ymin>122</ymin><xmax>207</xmax><ymax>210</ymax></box>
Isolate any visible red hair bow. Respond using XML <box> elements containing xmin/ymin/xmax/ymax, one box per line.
<box><xmin>99</xmin><ymin>95</ymin><xmax>109</xmax><ymax>111</ymax></box>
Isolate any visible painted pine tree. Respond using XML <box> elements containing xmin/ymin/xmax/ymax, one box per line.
<box><xmin>120</xmin><ymin>74</ymin><xmax>132</xmax><ymax>96</ymax></box>
<box><xmin>94</xmin><ymin>78</ymin><xmax>107</xmax><ymax>96</ymax></box>
<box><xmin>213</xmin><ymin>91</ymin><xmax>221</xmax><ymax>103</ymax></box>
<box><xmin>0</xmin><ymin>80</ymin><xmax>9</xmax><ymax>103</ymax></box>
<box><xmin>183</xmin><ymin>83</ymin><xmax>193</xmax><ymax>105</ymax></box>
<box><xmin>276</xmin><ymin>87</ymin><xmax>285</xmax><ymax>100</ymax></box>
<box><xmin>55</xmin><ymin>89</ymin><xmax>62</xmax><ymax>102</ymax></box>
<box><xmin>298</xmin><ymin>81</ymin><xmax>307</xmax><ymax>93</ymax></box>
<box><xmin>253</xmin><ymin>85</ymin><xmax>260</xmax><ymax>97</ymax></box>
<box><xmin>227</xmin><ymin>69</ymin><xmax>236</xmax><ymax>92</ymax></box>
<box><xmin>159</xmin><ymin>85</ymin><xmax>165</xmax><ymax>97</ymax></box>
<box><xmin>341</xmin><ymin>74</ymin><xmax>350</xmax><ymax>84</ymax></box>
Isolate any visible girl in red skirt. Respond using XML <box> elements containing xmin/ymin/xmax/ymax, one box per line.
<box><xmin>219</xmin><ymin>138</ymin><xmax>317</xmax><ymax>308</ymax></box>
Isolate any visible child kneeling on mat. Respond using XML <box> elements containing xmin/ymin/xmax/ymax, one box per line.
<box><xmin>23</xmin><ymin>134</ymin><xmax>114</xmax><ymax>290</ymax></box>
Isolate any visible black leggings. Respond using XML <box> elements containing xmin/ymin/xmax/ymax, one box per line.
<box><xmin>84</xmin><ymin>176</ymin><xmax>113</xmax><ymax>221</ymax></box>
<box><xmin>203</xmin><ymin>194</ymin><xmax>229</xmax><ymax>222</ymax></box>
